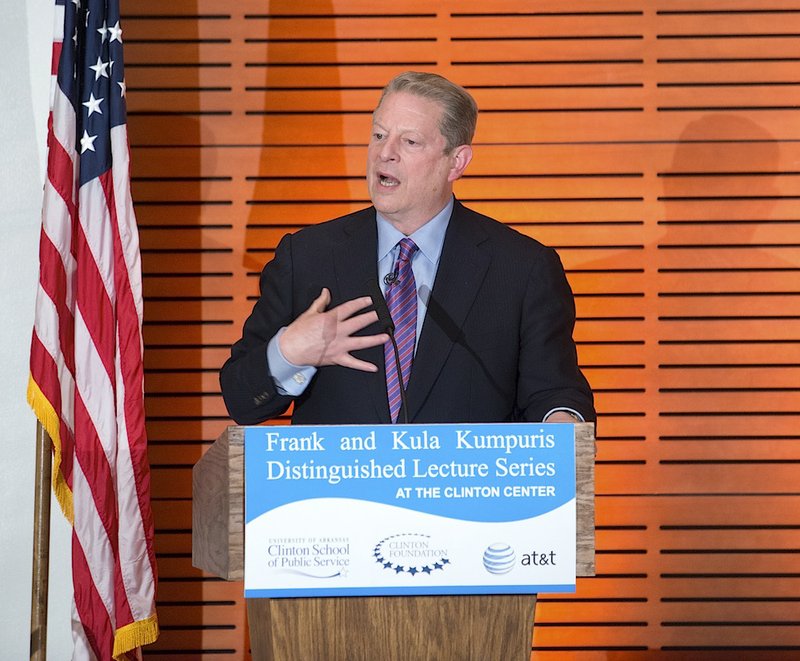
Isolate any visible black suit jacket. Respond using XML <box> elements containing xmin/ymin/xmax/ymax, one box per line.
<box><xmin>220</xmin><ymin>201</ymin><xmax>595</xmax><ymax>425</ymax></box>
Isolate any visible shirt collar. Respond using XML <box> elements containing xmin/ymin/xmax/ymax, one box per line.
<box><xmin>376</xmin><ymin>196</ymin><xmax>454</xmax><ymax>264</ymax></box>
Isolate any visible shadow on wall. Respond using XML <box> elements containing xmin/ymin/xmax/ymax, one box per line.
<box><xmin>660</xmin><ymin>113</ymin><xmax>780</xmax><ymax>256</ymax></box>
<box><xmin>243</xmin><ymin>0</ymin><xmax>350</xmax><ymax>274</ymax></box>
<box><xmin>125</xmin><ymin>2</ymin><xmax>207</xmax><ymax>654</ymax></box>
<box><xmin>240</xmin><ymin>1</ymin><xmax>348</xmax><ymax>654</ymax></box>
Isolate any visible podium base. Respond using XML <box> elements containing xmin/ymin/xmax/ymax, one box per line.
<box><xmin>247</xmin><ymin>594</ymin><xmax>536</xmax><ymax>661</ymax></box>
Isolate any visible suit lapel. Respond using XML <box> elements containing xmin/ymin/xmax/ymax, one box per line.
<box><xmin>405</xmin><ymin>203</ymin><xmax>490</xmax><ymax>420</ymax></box>
<box><xmin>331</xmin><ymin>208</ymin><xmax>392</xmax><ymax>423</ymax></box>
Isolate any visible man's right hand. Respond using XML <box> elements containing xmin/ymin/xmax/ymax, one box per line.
<box><xmin>279</xmin><ymin>288</ymin><xmax>389</xmax><ymax>372</ymax></box>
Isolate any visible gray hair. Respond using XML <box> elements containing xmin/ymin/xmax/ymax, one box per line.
<box><xmin>377</xmin><ymin>71</ymin><xmax>478</xmax><ymax>153</ymax></box>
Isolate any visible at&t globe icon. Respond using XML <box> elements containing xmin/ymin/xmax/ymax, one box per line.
<box><xmin>482</xmin><ymin>543</ymin><xmax>516</xmax><ymax>575</ymax></box>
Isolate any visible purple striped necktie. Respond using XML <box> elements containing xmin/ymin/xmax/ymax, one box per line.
<box><xmin>384</xmin><ymin>238</ymin><xmax>419</xmax><ymax>422</ymax></box>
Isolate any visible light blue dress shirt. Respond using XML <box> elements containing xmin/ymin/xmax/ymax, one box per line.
<box><xmin>375</xmin><ymin>197</ymin><xmax>452</xmax><ymax>342</ymax></box>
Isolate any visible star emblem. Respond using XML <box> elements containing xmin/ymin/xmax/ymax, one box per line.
<box><xmin>82</xmin><ymin>93</ymin><xmax>103</xmax><ymax>117</ymax></box>
<box><xmin>108</xmin><ymin>21</ymin><xmax>123</xmax><ymax>43</ymax></box>
<box><xmin>80</xmin><ymin>130</ymin><xmax>98</xmax><ymax>153</ymax></box>
<box><xmin>89</xmin><ymin>56</ymin><xmax>109</xmax><ymax>81</ymax></box>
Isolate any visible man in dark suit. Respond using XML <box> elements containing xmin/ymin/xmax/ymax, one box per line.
<box><xmin>220</xmin><ymin>71</ymin><xmax>594</xmax><ymax>426</ymax></box>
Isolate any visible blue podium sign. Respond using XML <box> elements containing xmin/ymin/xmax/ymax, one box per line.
<box><xmin>244</xmin><ymin>423</ymin><xmax>576</xmax><ymax>598</ymax></box>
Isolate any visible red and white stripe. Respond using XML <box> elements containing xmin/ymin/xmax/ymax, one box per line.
<box><xmin>28</xmin><ymin>7</ymin><xmax>158</xmax><ymax>659</ymax></box>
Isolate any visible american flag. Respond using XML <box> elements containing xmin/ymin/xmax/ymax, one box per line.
<box><xmin>28</xmin><ymin>0</ymin><xmax>159</xmax><ymax>657</ymax></box>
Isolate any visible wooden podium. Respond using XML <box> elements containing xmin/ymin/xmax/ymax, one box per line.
<box><xmin>192</xmin><ymin>424</ymin><xmax>595</xmax><ymax>660</ymax></box>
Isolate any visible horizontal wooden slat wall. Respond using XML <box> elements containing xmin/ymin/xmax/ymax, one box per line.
<box><xmin>122</xmin><ymin>0</ymin><xmax>800</xmax><ymax>657</ymax></box>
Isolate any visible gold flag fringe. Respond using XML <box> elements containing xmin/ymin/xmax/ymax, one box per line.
<box><xmin>113</xmin><ymin>614</ymin><xmax>160</xmax><ymax>659</ymax></box>
<box><xmin>27</xmin><ymin>375</ymin><xmax>74</xmax><ymax>525</ymax></box>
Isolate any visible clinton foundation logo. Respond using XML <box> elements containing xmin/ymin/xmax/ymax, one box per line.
<box><xmin>373</xmin><ymin>533</ymin><xmax>451</xmax><ymax>576</ymax></box>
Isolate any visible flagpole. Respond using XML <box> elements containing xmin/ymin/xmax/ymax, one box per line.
<box><xmin>30</xmin><ymin>421</ymin><xmax>52</xmax><ymax>661</ymax></box>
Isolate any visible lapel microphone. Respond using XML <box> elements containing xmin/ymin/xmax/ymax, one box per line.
<box><xmin>367</xmin><ymin>277</ymin><xmax>409</xmax><ymax>424</ymax></box>
<box><xmin>383</xmin><ymin>271</ymin><xmax>398</xmax><ymax>286</ymax></box>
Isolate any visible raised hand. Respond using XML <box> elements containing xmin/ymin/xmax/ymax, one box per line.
<box><xmin>279</xmin><ymin>288</ymin><xmax>389</xmax><ymax>372</ymax></box>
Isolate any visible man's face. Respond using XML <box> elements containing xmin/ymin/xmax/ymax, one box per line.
<box><xmin>367</xmin><ymin>91</ymin><xmax>471</xmax><ymax>233</ymax></box>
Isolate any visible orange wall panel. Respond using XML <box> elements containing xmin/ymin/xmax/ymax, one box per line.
<box><xmin>122</xmin><ymin>0</ymin><xmax>800</xmax><ymax>657</ymax></box>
